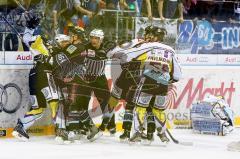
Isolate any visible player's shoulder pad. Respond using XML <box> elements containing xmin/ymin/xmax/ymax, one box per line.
<box><xmin>103</xmin><ymin>41</ymin><xmax>117</xmax><ymax>52</ymax></box>
<box><xmin>151</xmin><ymin>42</ymin><xmax>175</xmax><ymax>54</ymax></box>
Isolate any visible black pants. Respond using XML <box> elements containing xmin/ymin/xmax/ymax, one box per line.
<box><xmin>29</xmin><ymin>63</ymin><xmax>53</xmax><ymax>108</ymax></box>
<box><xmin>67</xmin><ymin>75</ymin><xmax>111</xmax><ymax>115</ymax></box>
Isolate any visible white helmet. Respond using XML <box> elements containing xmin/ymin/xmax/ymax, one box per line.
<box><xmin>89</xmin><ymin>29</ymin><xmax>104</xmax><ymax>41</ymax></box>
<box><xmin>55</xmin><ymin>34</ymin><xmax>70</xmax><ymax>43</ymax></box>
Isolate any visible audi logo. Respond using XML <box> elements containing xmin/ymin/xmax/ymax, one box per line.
<box><xmin>0</xmin><ymin>83</ymin><xmax>22</xmax><ymax>114</ymax></box>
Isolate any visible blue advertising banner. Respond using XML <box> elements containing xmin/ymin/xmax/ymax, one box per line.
<box><xmin>177</xmin><ymin>20</ymin><xmax>240</xmax><ymax>54</ymax></box>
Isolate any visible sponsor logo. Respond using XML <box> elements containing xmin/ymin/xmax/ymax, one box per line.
<box><xmin>224</xmin><ymin>57</ymin><xmax>240</xmax><ymax>64</ymax></box>
<box><xmin>88</xmin><ymin>49</ymin><xmax>95</xmax><ymax>57</ymax></box>
<box><xmin>0</xmin><ymin>83</ymin><xmax>22</xmax><ymax>114</ymax></box>
<box><xmin>168</xmin><ymin>78</ymin><xmax>235</xmax><ymax>109</ymax></box>
<box><xmin>16</xmin><ymin>55</ymin><xmax>32</xmax><ymax>61</ymax></box>
<box><xmin>27</xmin><ymin>128</ymin><xmax>44</xmax><ymax>134</ymax></box>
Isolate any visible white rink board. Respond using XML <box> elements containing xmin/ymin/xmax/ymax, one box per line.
<box><xmin>0</xmin><ymin>67</ymin><xmax>52</xmax><ymax>129</ymax></box>
<box><xmin>4</xmin><ymin>51</ymin><xmax>33</xmax><ymax>65</ymax></box>
<box><xmin>1</xmin><ymin>54</ymin><xmax>240</xmax><ymax>129</ymax></box>
<box><xmin>166</xmin><ymin>66</ymin><xmax>240</xmax><ymax>128</ymax></box>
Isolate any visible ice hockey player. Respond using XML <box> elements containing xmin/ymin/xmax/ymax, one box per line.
<box><xmin>191</xmin><ymin>94</ymin><xmax>234</xmax><ymax>136</ymax></box>
<box><xmin>67</xmin><ymin>29</ymin><xmax>114</xmax><ymax>142</ymax></box>
<box><xmin>12</xmin><ymin>15</ymin><xmax>60</xmax><ymax>141</ymax></box>
<box><xmin>89</xmin><ymin>26</ymin><xmax>155</xmax><ymax>142</ymax></box>
<box><xmin>50</xmin><ymin>26</ymin><xmax>90</xmax><ymax>143</ymax></box>
<box><xmin>134</xmin><ymin>27</ymin><xmax>171</xmax><ymax>145</ymax></box>
<box><xmin>110</xmin><ymin>27</ymin><xmax>182</xmax><ymax>144</ymax></box>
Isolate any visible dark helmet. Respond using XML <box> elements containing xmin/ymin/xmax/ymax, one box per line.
<box><xmin>144</xmin><ymin>25</ymin><xmax>154</xmax><ymax>35</ymax></box>
<box><xmin>151</xmin><ymin>27</ymin><xmax>167</xmax><ymax>42</ymax></box>
<box><xmin>68</xmin><ymin>26</ymin><xmax>87</xmax><ymax>42</ymax></box>
<box><xmin>152</xmin><ymin>27</ymin><xmax>167</xmax><ymax>37</ymax></box>
<box><xmin>26</xmin><ymin>15</ymin><xmax>40</xmax><ymax>29</ymax></box>
<box><xmin>33</xmin><ymin>54</ymin><xmax>46</xmax><ymax>63</ymax></box>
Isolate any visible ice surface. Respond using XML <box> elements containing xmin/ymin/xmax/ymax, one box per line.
<box><xmin>1</xmin><ymin>129</ymin><xmax>240</xmax><ymax>159</ymax></box>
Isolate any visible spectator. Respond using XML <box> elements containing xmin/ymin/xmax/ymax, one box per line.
<box><xmin>0</xmin><ymin>1</ymin><xmax>19</xmax><ymax>51</ymax></box>
<box><xmin>141</xmin><ymin>0</ymin><xmax>158</xmax><ymax>20</ymax></box>
<box><xmin>158</xmin><ymin>0</ymin><xmax>184</xmax><ymax>22</ymax></box>
<box><xmin>0</xmin><ymin>33</ymin><xmax>2</xmax><ymax>51</ymax></box>
<box><xmin>120</xmin><ymin>0</ymin><xmax>140</xmax><ymax>15</ymax></box>
<box><xmin>234</xmin><ymin>0</ymin><xmax>240</xmax><ymax>21</ymax></box>
<box><xmin>40</xmin><ymin>0</ymin><xmax>61</xmax><ymax>38</ymax></box>
<box><xmin>4</xmin><ymin>33</ymin><xmax>18</xmax><ymax>51</ymax></box>
<box><xmin>106</xmin><ymin>0</ymin><xmax>118</xmax><ymax>9</ymax></box>
<box><xmin>220</xmin><ymin>1</ymin><xmax>237</xmax><ymax>22</ymax></box>
<box><xmin>59</xmin><ymin>0</ymin><xmax>96</xmax><ymax>29</ymax></box>
<box><xmin>87</xmin><ymin>0</ymin><xmax>106</xmax><ymax>12</ymax></box>
<box><xmin>182</xmin><ymin>0</ymin><xmax>196</xmax><ymax>18</ymax></box>
<box><xmin>186</xmin><ymin>0</ymin><xmax>234</xmax><ymax>22</ymax></box>
<box><xmin>71</xmin><ymin>0</ymin><xmax>95</xmax><ymax>18</ymax></box>
<box><xmin>0</xmin><ymin>0</ymin><xmax>17</xmax><ymax>13</ymax></box>
<box><xmin>78</xmin><ymin>0</ymin><xmax>105</xmax><ymax>27</ymax></box>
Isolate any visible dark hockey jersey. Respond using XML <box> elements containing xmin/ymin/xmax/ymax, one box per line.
<box><xmin>52</xmin><ymin>43</ymin><xmax>86</xmax><ymax>81</ymax></box>
<box><xmin>82</xmin><ymin>43</ymin><xmax>108</xmax><ymax>77</ymax></box>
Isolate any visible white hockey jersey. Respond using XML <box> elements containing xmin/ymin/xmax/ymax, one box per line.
<box><xmin>23</xmin><ymin>27</ymin><xmax>49</xmax><ymax>56</ymax></box>
<box><xmin>107</xmin><ymin>38</ymin><xmax>144</xmax><ymax>59</ymax></box>
<box><xmin>109</xmin><ymin>42</ymin><xmax>182</xmax><ymax>84</ymax></box>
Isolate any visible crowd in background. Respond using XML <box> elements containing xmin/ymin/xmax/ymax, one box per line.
<box><xmin>0</xmin><ymin>0</ymin><xmax>240</xmax><ymax>51</ymax></box>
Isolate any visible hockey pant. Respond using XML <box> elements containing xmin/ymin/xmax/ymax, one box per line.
<box><xmin>20</xmin><ymin>99</ymin><xmax>59</xmax><ymax>130</ymax></box>
<box><xmin>133</xmin><ymin>94</ymin><xmax>168</xmax><ymax>135</ymax></box>
<box><xmin>66</xmin><ymin>75</ymin><xmax>111</xmax><ymax>131</ymax></box>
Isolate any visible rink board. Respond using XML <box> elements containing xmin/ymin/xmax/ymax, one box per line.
<box><xmin>1</xmin><ymin>52</ymin><xmax>240</xmax><ymax>137</ymax></box>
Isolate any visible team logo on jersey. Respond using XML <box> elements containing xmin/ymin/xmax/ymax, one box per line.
<box><xmin>56</xmin><ymin>53</ymin><xmax>69</xmax><ymax>65</ymax></box>
<box><xmin>66</xmin><ymin>45</ymin><xmax>77</xmax><ymax>54</ymax></box>
<box><xmin>155</xmin><ymin>96</ymin><xmax>166</xmax><ymax>108</ymax></box>
<box><xmin>87</xmin><ymin>49</ymin><xmax>95</xmax><ymax>57</ymax></box>
<box><xmin>137</xmin><ymin>92</ymin><xmax>152</xmax><ymax>106</ymax></box>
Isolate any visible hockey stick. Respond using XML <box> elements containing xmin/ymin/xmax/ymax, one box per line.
<box><xmin>166</xmin><ymin>129</ymin><xmax>193</xmax><ymax>146</ymax></box>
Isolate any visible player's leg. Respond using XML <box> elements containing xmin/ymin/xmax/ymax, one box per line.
<box><xmin>12</xmin><ymin>93</ymin><xmax>50</xmax><ymax>141</ymax></box>
<box><xmin>119</xmin><ymin>86</ymin><xmax>137</xmax><ymax>141</ymax></box>
<box><xmin>55</xmin><ymin>99</ymin><xmax>69</xmax><ymax>142</ymax></box>
<box><xmin>142</xmin><ymin>98</ymin><xmax>156</xmax><ymax>143</ymax></box>
<box><xmin>12</xmin><ymin>67</ymin><xmax>58</xmax><ymax>140</ymax></box>
<box><xmin>99</xmin><ymin>73</ymin><xmax>130</xmax><ymax>135</ymax></box>
<box><xmin>106</xmin><ymin>113</ymin><xmax>116</xmax><ymax>135</ymax></box>
<box><xmin>66</xmin><ymin>82</ymin><xmax>92</xmax><ymax>140</ymax></box>
<box><xmin>152</xmin><ymin>95</ymin><xmax>170</xmax><ymax>143</ymax></box>
<box><xmin>87</xmin><ymin>76</ymin><xmax>111</xmax><ymax>141</ymax></box>
<box><xmin>129</xmin><ymin>92</ymin><xmax>153</xmax><ymax>142</ymax></box>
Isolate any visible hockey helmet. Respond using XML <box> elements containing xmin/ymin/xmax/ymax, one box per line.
<box><xmin>89</xmin><ymin>29</ymin><xmax>104</xmax><ymax>41</ymax></box>
<box><xmin>55</xmin><ymin>34</ymin><xmax>70</xmax><ymax>43</ymax></box>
